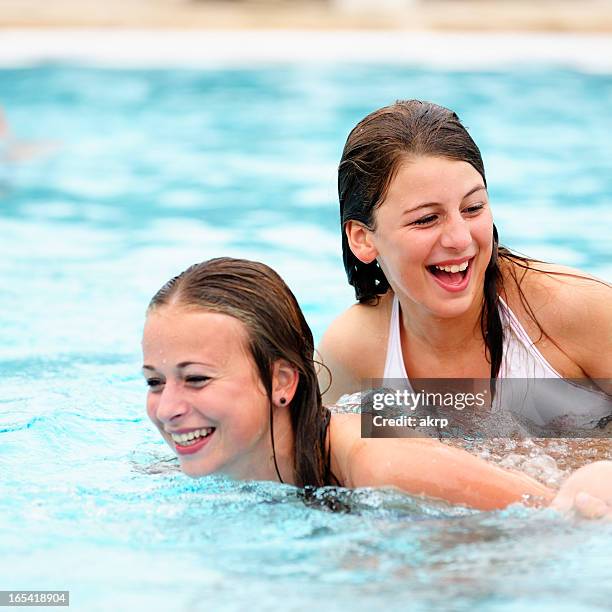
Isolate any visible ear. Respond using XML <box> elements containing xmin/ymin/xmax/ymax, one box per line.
<box><xmin>345</xmin><ymin>220</ymin><xmax>378</xmax><ymax>264</ymax></box>
<box><xmin>271</xmin><ymin>359</ymin><xmax>299</xmax><ymax>407</ymax></box>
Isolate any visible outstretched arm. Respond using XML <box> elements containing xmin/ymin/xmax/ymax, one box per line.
<box><xmin>331</xmin><ymin>416</ymin><xmax>612</xmax><ymax>515</ymax></box>
<box><xmin>346</xmin><ymin>437</ymin><xmax>554</xmax><ymax>511</ymax></box>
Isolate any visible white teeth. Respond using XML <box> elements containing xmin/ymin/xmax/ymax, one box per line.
<box><xmin>170</xmin><ymin>427</ymin><xmax>214</xmax><ymax>445</ymax></box>
<box><xmin>434</xmin><ymin>261</ymin><xmax>469</xmax><ymax>273</ymax></box>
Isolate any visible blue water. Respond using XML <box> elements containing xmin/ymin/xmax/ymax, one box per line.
<box><xmin>1</xmin><ymin>64</ymin><xmax>611</xmax><ymax>611</ymax></box>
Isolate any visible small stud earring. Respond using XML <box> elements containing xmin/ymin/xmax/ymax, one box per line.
<box><xmin>279</xmin><ymin>398</ymin><xmax>286</xmax><ymax>405</ymax></box>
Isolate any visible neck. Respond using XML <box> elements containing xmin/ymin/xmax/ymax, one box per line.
<box><xmin>265</xmin><ymin>409</ymin><xmax>296</xmax><ymax>485</ymax></box>
<box><xmin>397</xmin><ymin>292</ymin><xmax>484</xmax><ymax>355</ymax></box>
<box><xmin>226</xmin><ymin>407</ymin><xmax>296</xmax><ymax>485</ymax></box>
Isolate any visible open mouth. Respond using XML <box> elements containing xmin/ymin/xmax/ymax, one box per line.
<box><xmin>426</xmin><ymin>258</ymin><xmax>473</xmax><ymax>292</ymax></box>
<box><xmin>171</xmin><ymin>427</ymin><xmax>216</xmax><ymax>455</ymax></box>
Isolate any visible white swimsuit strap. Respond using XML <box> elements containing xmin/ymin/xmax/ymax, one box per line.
<box><xmin>498</xmin><ymin>296</ymin><xmax>562</xmax><ymax>378</ymax></box>
<box><xmin>382</xmin><ymin>294</ymin><xmax>561</xmax><ymax>380</ymax></box>
<box><xmin>382</xmin><ymin>294</ymin><xmax>408</xmax><ymax>380</ymax></box>
<box><xmin>379</xmin><ymin>296</ymin><xmax>607</xmax><ymax>427</ymax></box>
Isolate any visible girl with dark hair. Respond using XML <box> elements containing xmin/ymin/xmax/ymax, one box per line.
<box><xmin>142</xmin><ymin>257</ymin><xmax>612</xmax><ymax>516</ymax></box>
<box><xmin>318</xmin><ymin>100</ymin><xmax>611</xmax><ymax>413</ymax></box>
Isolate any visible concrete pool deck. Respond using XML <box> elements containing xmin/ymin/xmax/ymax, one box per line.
<box><xmin>1</xmin><ymin>0</ymin><xmax>612</xmax><ymax>32</ymax></box>
<box><xmin>1</xmin><ymin>30</ymin><xmax>612</xmax><ymax>72</ymax></box>
<box><xmin>2</xmin><ymin>1</ymin><xmax>612</xmax><ymax>70</ymax></box>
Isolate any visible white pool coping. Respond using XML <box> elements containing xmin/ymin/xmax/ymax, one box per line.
<box><xmin>1</xmin><ymin>30</ymin><xmax>612</xmax><ymax>71</ymax></box>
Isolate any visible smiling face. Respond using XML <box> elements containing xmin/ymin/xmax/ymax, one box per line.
<box><xmin>142</xmin><ymin>304</ymin><xmax>276</xmax><ymax>480</ymax></box>
<box><xmin>367</xmin><ymin>155</ymin><xmax>493</xmax><ymax>318</ymax></box>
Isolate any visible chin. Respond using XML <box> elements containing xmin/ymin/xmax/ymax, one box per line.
<box><xmin>178</xmin><ymin>460</ymin><xmax>212</xmax><ymax>478</ymax></box>
<box><xmin>427</xmin><ymin>294</ymin><xmax>478</xmax><ymax>319</ymax></box>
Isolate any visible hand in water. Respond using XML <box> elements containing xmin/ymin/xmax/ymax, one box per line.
<box><xmin>551</xmin><ymin>461</ymin><xmax>612</xmax><ymax>520</ymax></box>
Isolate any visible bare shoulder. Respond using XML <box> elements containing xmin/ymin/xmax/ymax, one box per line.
<box><xmin>328</xmin><ymin>412</ymin><xmax>362</xmax><ymax>486</ymax></box>
<box><xmin>503</xmin><ymin>258</ymin><xmax>612</xmax><ymax>377</ymax></box>
<box><xmin>317</xmin><ymin>293</ymin><xmax>393</xmax><ymax>404</ymax></box>
<box><xmin>328</xmin><ymin>412</ymin><xmax>406</xmax><ymax>488</ymax></box>
<box><xmin>328</xmin><ymin>412</ymin><xmax>431</xmax><ymax>488</ymax></box>
<box><xmin>505</xmin><ymin>260</ymin><xmax>610</xmax><ymax>328</ymax></box>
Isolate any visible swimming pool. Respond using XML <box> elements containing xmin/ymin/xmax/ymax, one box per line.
<box><xmin>1</xmin><ymin>47</ymin><xmax>611</xmax><ymax>611</ymax></box>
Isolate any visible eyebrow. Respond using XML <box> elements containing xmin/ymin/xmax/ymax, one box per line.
<box><xmin>141</xmin><ymin>361</ymin><xmax>212</xmax><ymax>371</ymax></box>
<box><xmin>403</xmin><ymin>185</ymin><xmax>487</xmax><ymax>215</ymax></box>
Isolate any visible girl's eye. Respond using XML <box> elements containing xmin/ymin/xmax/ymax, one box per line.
<box><xmin>185</xmin><ymin>376</ymin><xmax>210</xmax><ymax>385</ymax></box>
<box><xmin>411</xmin><ymin>214</ymin><xmax>437</xmax><ymax>226</ymax></box>
<box><xmin>146</xmin><ymin>378</ymin><xmax>163</xmax><ymax>390</ymax></box>
<box><xmin>463</xmin><ymin>203</ymin><xmax>485</xmax><ymax>214</ymax></box>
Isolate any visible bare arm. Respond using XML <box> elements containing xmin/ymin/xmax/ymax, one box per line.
<box><xmin>331</xmin><ymin>415</ymin><xmax>612</xmax><ymax>514</ymax></box>
<box><xmin>346</xmin><ymin>437</ymin><xmax>554</xmax><ymax>511</ymax></box>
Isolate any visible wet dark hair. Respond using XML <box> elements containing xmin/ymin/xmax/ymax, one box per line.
<box><xmin>147</xmin><ymin>257</ymin><xmax>336</xmax><ymax>488</ymax></box>
<box><xmin>339</xmin><ymin>99</ymin><xmax>516</xmax><ymax>378</ymax></box>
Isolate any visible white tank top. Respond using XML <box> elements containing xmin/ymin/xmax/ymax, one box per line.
<box><xmin>382</xmin><ymin>294</ymin><xmax>611</xmax><ymax>428</ymax></box>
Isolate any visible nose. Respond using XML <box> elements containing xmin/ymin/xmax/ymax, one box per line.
<box><xmin>154</xmin><ymin>381</ymin><xmax>189</xmax><ymax>424</ymax></box>
<box><xmin>439</xmin><ymin>213</ymin><xmax>472</xmax><ymax>251</ymax></box>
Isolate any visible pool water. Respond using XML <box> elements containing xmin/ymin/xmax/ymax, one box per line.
<box><xmin>1</xmin><ymin>64</ymin><xmax>611</xmax><ymax>611</ymax></box>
